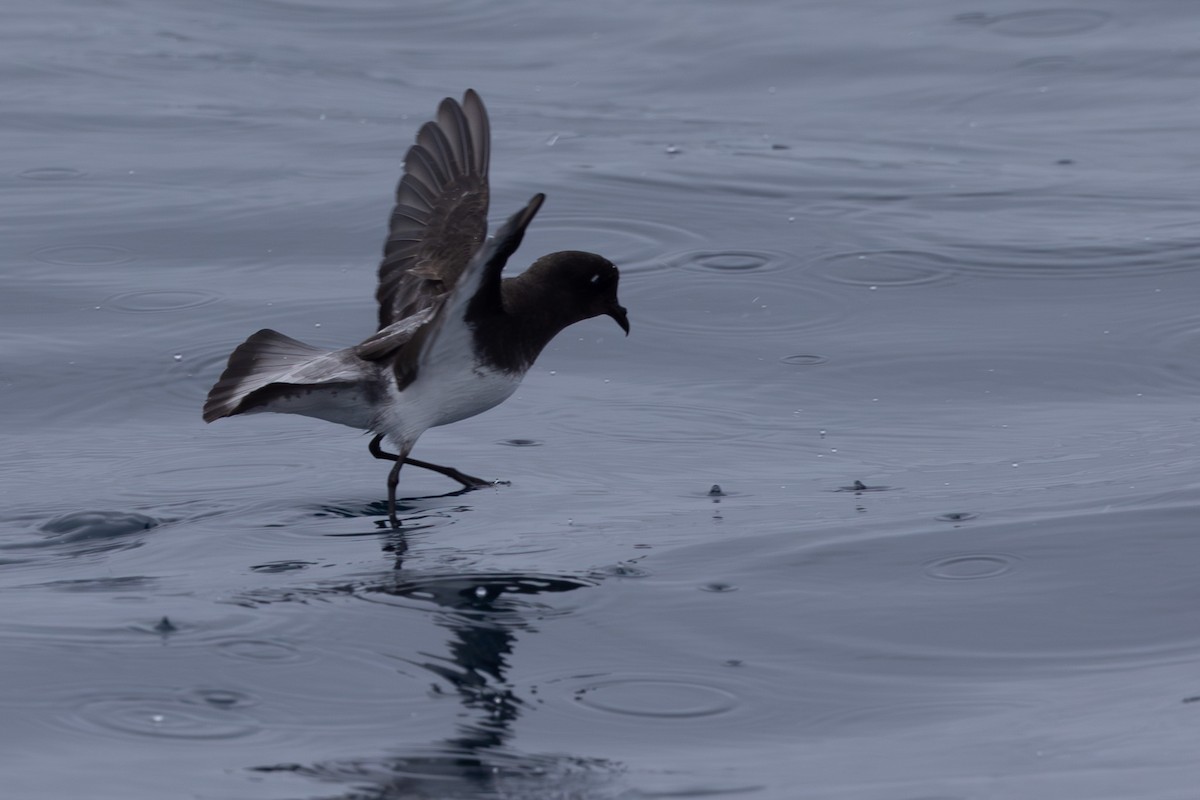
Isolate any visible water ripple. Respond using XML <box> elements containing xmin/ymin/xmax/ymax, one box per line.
<box><xmin>40</xmin><ymin>510</ymin><xmax>159</xmax><ymax>544</ymax></box>
<box><xmin>810</xmin><ymin>249</ymin><xmax>956</xmax><ymax>288</ymax></box>
<box><xmin>104</xmin><ymin>289</ymin><xmax>222</xmax><ymax>313</ymax></box>
<box><xmin>923</xmin><ymin>553</ymin><xmax>1017</xmax><ymax>581</ymax></box>
<box><xmin>62</xmin><ymin>689</ymin><xmax>262</xmax><ymax>740</ymax></box>
<box><xmin>630</xmin><ymin>275</ymin><xmax>847</xmax><ymax>336</ymax></box>
<box><xmin>17</xmin><ymin>166</ymin><xmax>87</xmax><ymax>181</ymax></box>
<box><xmin>0</xmin><ymin>511</ymin><xmax>161</xmax><ymax>564</ymax></box>
<box><xmin>1132</xmin><ymin>307</ymin><xmax>1200</xmax><ymax>394</ymax></box>
<box><xmin>728</xmin><ymin>506</ymin><xmax>1200</xmax><ymax>677</ymax></box>
<box><xmin>958</xmin><ymin>9</ymin><xmax>1112</xmax><ymax>38</ymax></box>
<box><xmin>30</xmin><ymin>244</ymin><xmax>136</xmax><ymax>266</ymax></box>
<box><xmin>664</xmin><ymin>248</ymin><xmax>795</xmax><ymax>275</ymax></box>
<box><xmin>807</xmin><ymin>698</ymin><xmax>1029</xmax><ymax>736</ymax></box>
<box><xmin>120</xmin><ymin>457</ymin><xmax>314</xmax><ymax>498</ymax></box>
<box><xmin>573</xmin><ymin>677</ymin><xmax>738</xmax><ymax>719</ymax></box>
<box><xmin>780</xmin><ymin>354</ymin><xmax>829</xmax><ymax>366</ymax></box>
<box><xmin>934</xmin><ymin>237</ymin><xmax>1200</xmax><ymax>280</ymax></box>
<box><xmin>216</xmin><ymin>638</ymin><xmax>308</xmax><ymax>663</ymax></box>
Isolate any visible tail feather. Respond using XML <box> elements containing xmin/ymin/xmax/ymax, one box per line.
<box><xmin>203</xmin><ymin>329</ymin><xmax>372</xmax><ymax>428</ymax></box>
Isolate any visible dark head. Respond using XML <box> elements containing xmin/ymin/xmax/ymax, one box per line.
<box><xmin>522</xmin><ymin>250</ymin><xmax>630</xmax><ymax>335</ymax></box>
<box><xmin>480</xmin><ymin>249</ymin><xmax>628</xmax><ymax>373</ymax></box>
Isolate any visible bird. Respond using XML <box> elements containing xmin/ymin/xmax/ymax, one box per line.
<box><xmin>202</xmin><ymin>90</ymin><xmax>629</xmax><ymax>527</ymax></box>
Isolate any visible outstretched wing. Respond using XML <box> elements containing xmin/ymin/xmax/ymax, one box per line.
<box><xmin>375</xmin><ymin>89</ymin><xmax>491</xmax><ymax>329</ymax></box>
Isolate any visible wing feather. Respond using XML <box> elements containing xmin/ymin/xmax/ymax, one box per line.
<box><xmin>376</xmin><ymin>90</ymin><xmax>491</xmax><ymax>329</ymax></box>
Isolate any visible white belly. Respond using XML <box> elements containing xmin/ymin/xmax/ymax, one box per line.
<box><xmin>427</xmin><ymin>363</ymin><xmax>522</xmax><ymax>427</ymax></box>
<box><xmin>375</xmin><ymin>359</ymin><xmax>521</xmax><ymax>448</ymax></box>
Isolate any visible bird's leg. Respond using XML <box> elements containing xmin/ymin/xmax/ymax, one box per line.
<box><xmin>369</xmin><ymin>433</ymin><xmax>398</xmax><ymax>462</ymax></box>
<box><xmin>402</xmin><ymin>456</ymin><xmax>494</xmax><ymax>489</ymax></box>
<box><xmin>386</xmin><ymin>458</ymin><xmax>403</xmax><ymax>529</ymax></box>
<box><xmin>368</xmin><ymin>434</ymin><xmax>497</xmax><ymax>490</ymax></box>
<box><xmin>370</xmin><ymin>435</ymin><xmax>410</xmax><ymax>528</ymax></box>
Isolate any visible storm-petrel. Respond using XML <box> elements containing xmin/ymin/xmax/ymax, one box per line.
<box><xmin>203</xmin><ymin>90</ymin><xmax>629</xmax><ymax>526</ymax></box>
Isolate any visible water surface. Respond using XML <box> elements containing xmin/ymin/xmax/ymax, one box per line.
<box><xmin>5</xmin><ymin>1</ymin><xmax>1200</xmax><ymax>797</ymax></box>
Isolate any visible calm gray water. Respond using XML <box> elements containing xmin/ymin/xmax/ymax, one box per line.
<box><xmin>5</xmin><ymin>1</ymin><xmax>1200</xmax><ymax>797</ymax></box>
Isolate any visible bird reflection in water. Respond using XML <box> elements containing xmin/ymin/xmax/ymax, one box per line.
<box><xmin>252</xmin><ymin>566</ymin><xmax>620</xmax><ymax>798</ymax></box>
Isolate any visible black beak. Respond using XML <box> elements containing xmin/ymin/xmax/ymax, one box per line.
<box><xmin>608</xmin><ymin>303</ymin><xmax>630</xmax><ymax>336</ymax></box>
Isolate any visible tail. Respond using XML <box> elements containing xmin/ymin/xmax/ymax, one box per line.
<box><xmin>203</xmin><ymin>329</ymin><xmax>373</xmax><ymax>429</ymax></box>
